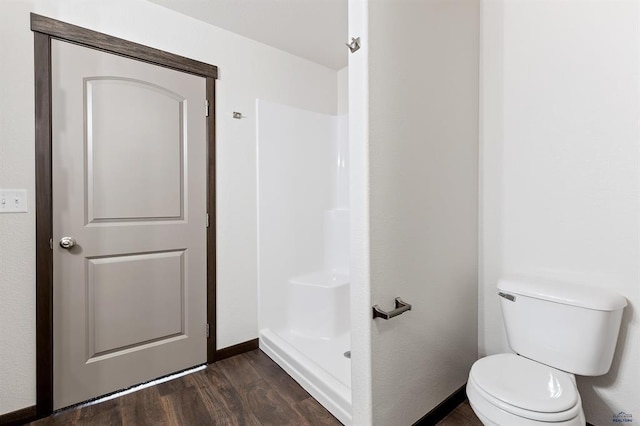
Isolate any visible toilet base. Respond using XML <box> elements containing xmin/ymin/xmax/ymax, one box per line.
<box><xmin>466</xmin><ymin>378</ymin><xmax>586</xmax><ymax>426</ymax></box>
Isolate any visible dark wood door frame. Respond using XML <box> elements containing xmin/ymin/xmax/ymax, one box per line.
<box><xmin>31</xmin><ymin>13</ymin><xmax>218</xmax><ymax>419</ymax></box>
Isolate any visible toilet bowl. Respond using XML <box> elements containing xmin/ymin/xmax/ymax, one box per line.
<box><xmin>466</xmin><ymin>354</ymin><xmax>585</xmax><ymax>426</ymax></box>
<box><xmin>466</xmin><ymin>276</ymin><xmax>627</xmax><ymax>426</ymax></box>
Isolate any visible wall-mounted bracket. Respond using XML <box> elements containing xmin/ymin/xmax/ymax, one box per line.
<box><xmin>346</xmin><ymin>37</ymin><xmax>361</xmax><ymax>53</ymax></box>
<box><xmin>373</xmin><ymin>297</ymin><xmax>412</xmax><ymax>320</ymax></box>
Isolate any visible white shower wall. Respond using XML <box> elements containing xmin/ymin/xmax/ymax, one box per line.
<box><xmin>256</xmin><ymin>99</ymin><xmax>349</xmax><ymax>332</ymax></box>
<box><xmin>256</xmin><ymin>100</ymin><xmax>351</xmax><ymax>423</ymax></box>
<box><xmin>335</xmin><ymin>114</ymin><xmax>350</xmax><ymax>209</ymax></box>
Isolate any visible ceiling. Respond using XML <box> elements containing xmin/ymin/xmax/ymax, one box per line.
<box><xmin>147</xmin><ymin>0</ymin><xmax>348</xmax><ymax>70</ymax></box>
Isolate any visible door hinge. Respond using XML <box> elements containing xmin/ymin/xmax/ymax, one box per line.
<box><xmin>206</xmin><ymin>323</ymin><xmax>210</xmax><ymax>338</ymax></box>
<box><xmin>206</xmin><ymin>213</ymin><xmax>210</xmax><ymax>228</ymax></box>
<box><xmin>49</xmin><ymin>238</ymin><xmax>53</xmax><ymax>250</ymax></box>
<box><xmin>205</xmin><ymin>100</ymin><xmax>210</xmax><ymax>117</ymax></box>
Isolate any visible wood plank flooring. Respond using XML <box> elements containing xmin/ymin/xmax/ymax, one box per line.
<box><xmin>437</xmin><ymin>401</ymin><xmax>483</xmax><ymax>426</ymax></box>
<box><xmin>30</xmin><ymin>350</ymin><xmax>340</xmax><ymax>426</ymax></box>
<box><xmin>29</xmin><ymin>349</ymin><xmax>482</xmax><ymax>426</ymax></box>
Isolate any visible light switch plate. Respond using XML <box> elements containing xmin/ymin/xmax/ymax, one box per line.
<box><xmin>0</xmin><ymin>189</ymin><xmax>28</xmax><ymax>213</ymax></box>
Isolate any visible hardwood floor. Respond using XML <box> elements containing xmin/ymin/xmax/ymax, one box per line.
<box><xmin>29</xmin><ymin>349</ymin><xmax>482</xmax><ymax>426</ymax></box>
<box><xmin>436</xmin><ymin>401</ymin><xmax>483</xmax><ymax>426</ymax></box>
<box><xmin>30</xmin><ymin>350</ymin><xmax>340</xmax><ymax>426</ymax></box>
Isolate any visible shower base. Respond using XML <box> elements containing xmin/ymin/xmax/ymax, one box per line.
<box><xmin>259</xmin><ymin>328</ymin><xmax>351</xmax><ymax>425</ymax></box>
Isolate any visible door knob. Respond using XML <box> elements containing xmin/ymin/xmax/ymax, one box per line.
<box><xmin>59</xmin><ymin>237</ymin><xmax>76</xmax><ymax>249</ymax></box>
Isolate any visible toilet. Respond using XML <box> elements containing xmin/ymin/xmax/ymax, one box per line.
<box><xmin>467</xmin><ymin>276</ymin><xmax>627</xmax><ymax>425</ymax></box>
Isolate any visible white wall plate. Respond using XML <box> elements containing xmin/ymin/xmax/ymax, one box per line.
<box><xmin>0</xmin><ymin>189</ymin><xmax>28</xmax><ymax>213</ymax></box>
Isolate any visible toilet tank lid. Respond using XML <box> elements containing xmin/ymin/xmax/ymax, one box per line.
<box><xmin>498</xmin><ymin>276</ymin><xmax>627</xmax><ymax>311</ymax></box>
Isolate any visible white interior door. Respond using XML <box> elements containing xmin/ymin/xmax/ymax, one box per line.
<box><xmin>52</xmin><ymin>39</ymin><xmax>207</xmax><ymax>409</ymax></box>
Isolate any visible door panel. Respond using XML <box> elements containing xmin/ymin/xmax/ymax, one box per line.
<box><xmin>52</xmin><ymin>39</ymin><xmax>207</xmax><ymax>409</ymax></box>
<box><xmin>86</xmin><ymin>78</ymin><xmax>185</xmax><ymax>221</ymax></box>
<box><xmin>87</xmin><ymin>250</ymin><xmax>185</xmax><ymax>357</ymax></box>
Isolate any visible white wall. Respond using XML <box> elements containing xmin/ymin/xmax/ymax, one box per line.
<box><xmin>0</xmin><ymin>0</ymin><xmax>337</xmax><ymax>415</ymax></box>
<box><xmin>0</xmin><ymin>1</ymin><xmax>36</xmax><ymax>414</ymax></box>
<box><xmin>350</xmin><ymin>0</ymin><xmax>480</xmax><ymax>424</ymax></box>
<box><xmin>347</xmin><ymin>0</ymin><xmax>373</xmax><ymax>423</ymax></box>
<box><xmin>480</xmin><ymin>1</ymin><xmax>640</xmax><ymax>425</ymax></box>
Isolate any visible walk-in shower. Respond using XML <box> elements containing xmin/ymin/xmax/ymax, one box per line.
<box><xmin>257</xmin><ymin>100</ymin><xmax>350</xmax><ymax>424</ymax></box>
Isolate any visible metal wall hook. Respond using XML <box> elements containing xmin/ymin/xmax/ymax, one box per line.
<box><xmin>346</xmin><ymin>37</ymin><xmax>361</xmax><ymax>53</ymax></box>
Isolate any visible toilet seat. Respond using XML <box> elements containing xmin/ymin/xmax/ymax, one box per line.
<box><xmin>467</xmin><ymin>354</ymin><xmax>582</xmax><ymax>423</ymax></box>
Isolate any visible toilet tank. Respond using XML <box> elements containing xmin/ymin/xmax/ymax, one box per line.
<box><xmin>498</xmin><ymin>276</ymin><xmax>627</xmax><ymax>376</ymax></box>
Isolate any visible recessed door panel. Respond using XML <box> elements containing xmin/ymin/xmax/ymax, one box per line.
<box><xmin>87</xmin><ymin>250</ymin><xmax>186</xmax><ymax>358</ymax></box>
<box><xmin>86</xmin><ymin>78</ymin><xmax>185</xmax><ymax>222</ymax></box>
<box><xmin>52</xmin><ymin>39</ymin><xmax>207</xmax><ymax>409</ymax></box>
